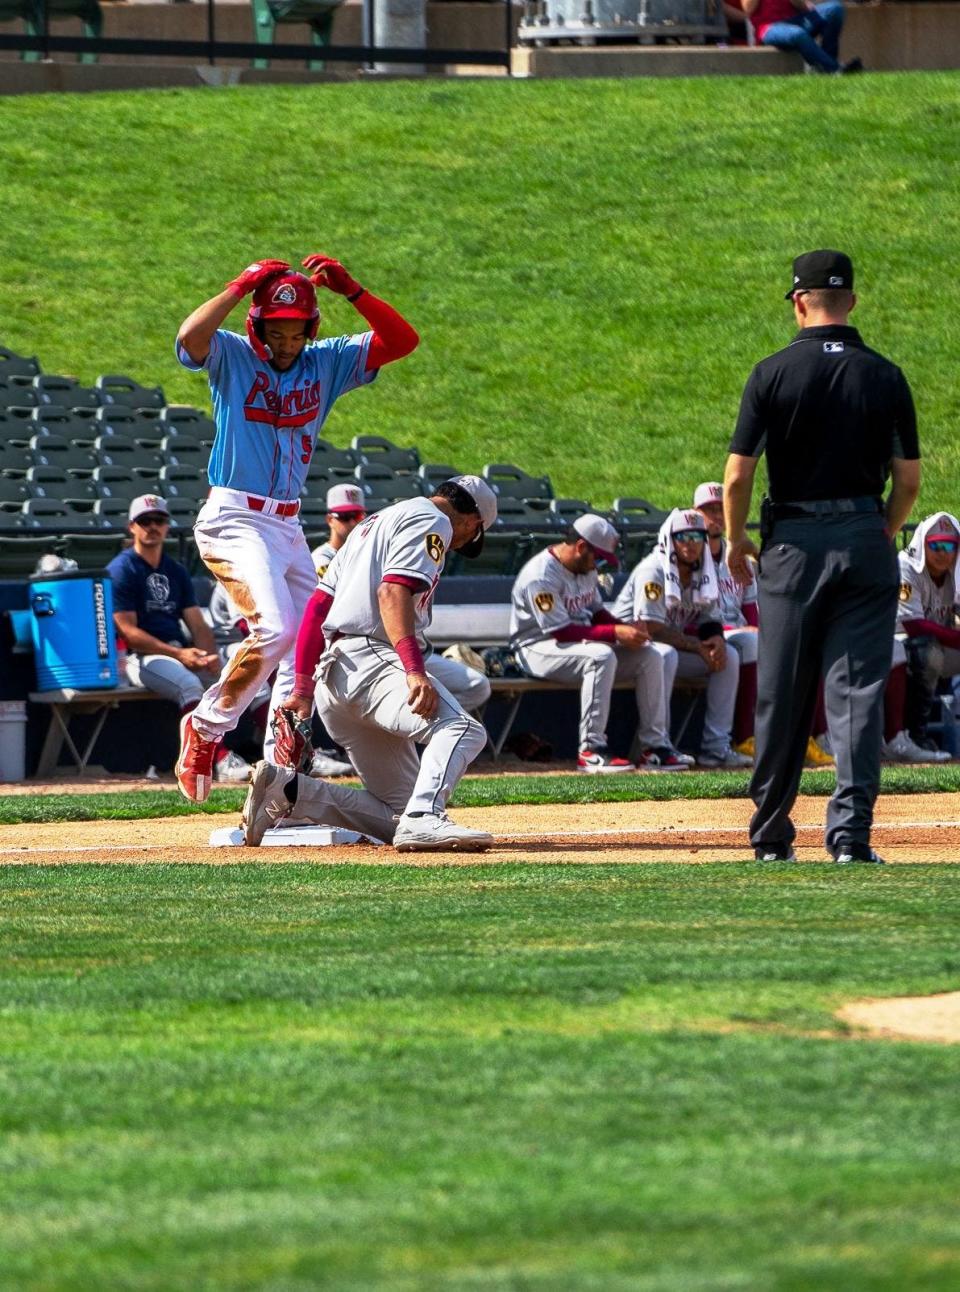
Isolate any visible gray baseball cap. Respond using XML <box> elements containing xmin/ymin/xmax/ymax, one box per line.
<box><xmin>448</xmin><ymin>474</ymin><xmax>498</xmax><ymax>559</ymax></box>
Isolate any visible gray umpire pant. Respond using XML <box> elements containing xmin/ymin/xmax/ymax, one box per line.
<box><xmin>750</xmin><ymin>512</ymin><xmax>898</xmax><ymax>857</ymax></box>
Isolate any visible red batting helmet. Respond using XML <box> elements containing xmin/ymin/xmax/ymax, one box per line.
<box><xmin>246</xmin><ymin>271</ymin><xmax>320</xmax><ymax>360</ymax></box>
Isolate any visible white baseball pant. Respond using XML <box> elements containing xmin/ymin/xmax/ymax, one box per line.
<box><xmin>190</xmin><ymin>490</ymin><xmax>317</xmax><ymax>755</ymax></box>
<box><xmin>515</xmin><ymin>638</ymin><xmax>669</xmax><ymax>752</ymax></box>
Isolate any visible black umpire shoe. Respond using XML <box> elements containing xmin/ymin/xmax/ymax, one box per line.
<box><xmin>835</xmin><ymin>847</ymin><xmax>886</xmax><ymax>865</ymax></box>
<box><xmin>755</xmin><ymin>845</ymin><xmax>797</xmax><ymax>862</ymax></box>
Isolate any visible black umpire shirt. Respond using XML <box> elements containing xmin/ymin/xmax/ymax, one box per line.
<box><xmin>730</xmin><ymin>324</ymin><xmax>920</xmax><ymax>502</ymax></box>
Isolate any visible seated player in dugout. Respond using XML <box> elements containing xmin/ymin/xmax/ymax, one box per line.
<box><xmin>509</xmin><ymin>514</ymin><xmax>689</xmax><ymax>772</ymax></box>
<box><xmin>108</xmin><ymin>494</ymin><xmax>251</xmax><ymax>784</ymax></box>
<box><xmin>693</xmin><ymin>481</ymin><xmax>835</xmax><ymax>770</ymax></box>
<box><xmin>240</xmin><ymin>477</ymin><xmax>499</xmax><ymax>853</ymax></box>
<box><xmin>888</xmin><ymin>512</ymin><xmax>960</xmax><ymax>760</ymax></box>
<box><xmin>313</xmin><ymin>481</ymin><xmax>492</xmax><ymax>717</ymax></box>
<box><xmin>614</xmin><ymin>509</ymin><xmax>751</xmax><ymax>769</ymax></box>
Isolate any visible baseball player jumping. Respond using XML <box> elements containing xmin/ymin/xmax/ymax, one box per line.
<box><xmin>173</xmin><ymin>254</ymin><xmax>418</xmax><ymax>802</ymax></box>
<box><xmin>241</xmin><ymin>476</ymin><xmax>499</xmax><ymax>852</ymax></box>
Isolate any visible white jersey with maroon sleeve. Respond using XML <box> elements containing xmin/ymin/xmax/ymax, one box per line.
<box><xmin>613</xmin><ymin>552</ymin><xmax>721</xmax><ymax>632</ymax></box>
<box><xmin>510</xmin><ymin>546</ymin><xmax>604</xmax><ymax>648</ymax></box>
<box><xmin>318</xmin><ymin>498</ymin><xmax>452</xmax><ymax>648</ymax></box>
<box><xmin>896</xmin><ymin>550</ymin><xmax>959</xmax><ymax>630</ymax></box>
<box><xmin>714</xmin><ymin>539</ymin><xmax>757</xmax><ymax>628</ymax></box>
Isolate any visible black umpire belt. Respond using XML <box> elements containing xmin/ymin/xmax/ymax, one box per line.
<box><xmin>772</xmin><ymin>497</ymin><xmax>883</xmax><ymax>519</ymax></box>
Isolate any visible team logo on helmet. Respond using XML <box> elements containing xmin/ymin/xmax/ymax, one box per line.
<box><xmin>426</xmin><ymin>532</ymin><xmax>445</xmax><ymax>563</ymax></box>
<box><xmin>645</xmin><ymin>581</ymin><xmax>662</xmax><ymax>601</ymax></box>
<box><xmin>272</xmin><ymin>282</ymin><xmax>299</xmax><ymax>306</ymax></box>
<box><xmin>899</xmin><ymin>582</ymin><xmax>912</xmax><ymax>603</ymax></box>
<box><xmin>534</xmin><ymin>591</ymin><xmax>555</xmax><ymax>613</ymax></box>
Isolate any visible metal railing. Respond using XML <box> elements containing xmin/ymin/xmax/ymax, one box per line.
<box><xmin>0</xmin><ymin>0</ymin><xmax>514</xmax><ymax>72</ymax></box>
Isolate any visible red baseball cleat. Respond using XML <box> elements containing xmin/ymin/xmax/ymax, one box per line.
<box><xmin>175</xmin><ymin>713</ymin><xmax>221</xmax><ymax>803</ymax></box>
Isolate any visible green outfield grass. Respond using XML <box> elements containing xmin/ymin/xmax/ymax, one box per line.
<box><xmin>3</xmin><ymin>762</ymin><xmax>960</xmax><ymax>824</ymax></box>
<box><xmin>2</xmin><ymin>74</ymin><xmax>960</xmax><ymax>511</ymax></box>
<box><xmin>1</xmin><ymin>863</ymin><xmax>959</xmax><ymax>1291</ymax></box>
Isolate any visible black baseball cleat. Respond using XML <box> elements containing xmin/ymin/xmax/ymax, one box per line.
<box><xmin>839</xmin><ymin>57</ymin><xmax>864</xmax><ymax>74</ymax></box>
<box><xmin>755</xmin><ymin>845</ymin><xmax>797</xmax><ymax>862</ymax></box>
<box><xmin>835</xmin><ymin>847</ymin><xmax>886</xmax><ymax>865</ymax></box>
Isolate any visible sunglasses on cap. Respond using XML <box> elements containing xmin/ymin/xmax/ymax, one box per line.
<box><xmin>926</xmin><ymin>539</ymin><xmax>959</xmax><ymax>553</ymax></box>
<box><xmin>135</xmin><ymin>513</ymin><xmax>169</xmax><ymax>526</ymax></box>
<box><xmin>329</xmin><ymin>510</ymin><xmax>365</xmax><ymax>522</ymax></box>
<box><xmin>674</xmin><ymin>529</ymin><xmax>706</xmax><ymax>543</ymax></box>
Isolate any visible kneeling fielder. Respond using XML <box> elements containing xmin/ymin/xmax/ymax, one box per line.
<box><xmin>242</xmin><ymin>477</ymin><xmax>498</xmax><ymax>851</ymax></box>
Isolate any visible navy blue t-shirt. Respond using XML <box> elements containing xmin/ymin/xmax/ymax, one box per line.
<box><xmin>106</xmin><ymin>549</ymin><xmax>196</xmax><ymax>646</ymax></box>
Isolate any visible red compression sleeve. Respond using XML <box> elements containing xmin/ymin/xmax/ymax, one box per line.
<box><xmin>396</xmin><ymin>635</ymin><xmax>426</xmax><ymax>674</ymax></box>
<box><xmin>902</xmin><ymin>618</ymin><xmax>960</xmax><ymax>651</ymax></box>
<box><xmin>742</xmin><ymin>602</ymin><xmax>759</xmax><ymax>628</ymax></box>
<box><xmin>294</xmin><ymin>589</ymin><xmax>334</xmax><ymax>685</ymax></box>
<box><xmin>553</xmin><ymin>624</ymin><xmax>617</xmax><ymax>644</ymax></box>
<box><xmin>382</xmin><ymin>574</ymin><xmax>429</xmax><ymax>593</ymax></box>
<box><xmin>592</xmin><ymin>608</ymin><xmax>617</xmax><ymax>626</ymax></box>
<box><xmin>354</xmin><ymin>292</ymin><xmax>419</xmax><ymax>370</ymax></box>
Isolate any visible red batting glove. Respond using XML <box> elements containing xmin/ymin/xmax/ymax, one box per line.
<box><xmin>302</xmin><ymin>254</ymin><xmax>362</xmax><ymax>298</ymax></box>
<box><xmin>225</xmin><ymin>259</ymin><xmax>291</xmax><ymax>299</ymax></box>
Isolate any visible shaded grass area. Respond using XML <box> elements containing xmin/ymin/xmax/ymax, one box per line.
<box><xmin>4</xmin><ymin>764</ymin><xmax>960</xmax><ymax>824</ymax></box>
<box><xmin>2</xmin><ymin>75</ymin><xmax>960</xmax><ymax>509</ymax></box>
<box><xmin>1</xmin><ymin>864</ymin><xmax>959</xmax><ymax>1290</ymax></box>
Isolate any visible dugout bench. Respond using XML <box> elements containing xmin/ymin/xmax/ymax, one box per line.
<box><xmin>484</xmin><ymin>674</ymin><xmax>707</xmax><ymax>760</ymax></box>
<box><xmin>28</xmin><ymin>685</ymin><xmax>166</xmax><ymax>777</ymax></box>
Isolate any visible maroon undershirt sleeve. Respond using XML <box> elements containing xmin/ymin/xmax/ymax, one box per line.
<box><xmin>553</xmin><ymin>623</ymin><xmax>618</xmax><ymax>644</ymax></box>
<box><xmin>901</xmin><ymin>617</ymin><xmax>960</xmax><ymax>651</ymax></box>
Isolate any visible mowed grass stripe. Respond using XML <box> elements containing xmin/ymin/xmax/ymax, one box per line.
<box><xmin>1</xmin><ymin>864</ymin><xmax>959</xmax><ymax>1289</ymax></box>
<box><xmin>4</xmin><ymin>764</ymin><xmax>960</xmax><ymax>824</ymax></box>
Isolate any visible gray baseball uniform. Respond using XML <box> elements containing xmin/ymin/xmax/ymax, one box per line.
<box><xmin>714</xmin><ymin>538</ymin><xmax>759</xmax><ymax>666</ymax></box>
<box><xmin>510</xmin><ymin>545</ymin><xmax>668</xmax><ymax>753</ymax></box>
<box><xmin>615</xmin><ymin>551</ymin><xmax>740</xmax><ymax>759</ymax></box>
<box><xmin>288</xmin><ymin>497</ymin><xmax>486</xmax><ymax>840</ymax></box>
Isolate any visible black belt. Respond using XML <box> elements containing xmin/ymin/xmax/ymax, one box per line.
<box><xmin>772</xmin><ymin>497</ymin><xmax>882</xmax><ymax>519</ymax></box>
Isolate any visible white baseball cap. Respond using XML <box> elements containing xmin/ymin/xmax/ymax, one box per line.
<box><xmin>573</xmin><ymin>513</ymin><xmax>620</xmax><ymax>562</ymax></box>
<box><xmin>326</xmin><ymin>483</ymin><xmax>366</xmax><ymax>514</ymax></box>
<box><xmin>447</xmin><ymin>474</ymin><xmax>498</xmax><ymax>559</ymax></box>
<box><xmin>693</xmin><ymin>481</ymin><xmax>723</xmax><ymax>509</ymax></box>
<box><xmin>671</xmin><ymin>509</ymin><xmax>708</xmax><ymax>536</ymax></box>
<box><xmin>128</xmin><ymin>494</ymin><xmax>170</xmax><ymax>523</ymax></box>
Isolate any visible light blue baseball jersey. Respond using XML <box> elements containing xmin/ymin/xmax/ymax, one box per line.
<box><xmin>176</xmin><ymin>328</ymin><xmax>376</xmax><ymax>501</ymax></box>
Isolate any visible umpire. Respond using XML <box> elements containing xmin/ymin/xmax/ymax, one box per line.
<box><xmin>723</xmin><ymin>250</ymin><xmax>921</xmax><ymax>864</ymax></box>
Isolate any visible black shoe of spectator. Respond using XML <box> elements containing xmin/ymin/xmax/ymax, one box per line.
<box><xmin>840</xmin><ymin>57</ymin><xmax>864</xmax><ymax>74</ymax></box>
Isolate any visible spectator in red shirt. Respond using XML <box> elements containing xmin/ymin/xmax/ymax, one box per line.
<box><xmin>743</xmin><ymin>0</ymin><xmax>862</xmax><ymax>73</ymax></box>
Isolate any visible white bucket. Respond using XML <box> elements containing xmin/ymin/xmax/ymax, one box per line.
<box><xmin>0</xmin><ymin>700</ymin><xmax>28</xmax><ymax>782</ymax></box>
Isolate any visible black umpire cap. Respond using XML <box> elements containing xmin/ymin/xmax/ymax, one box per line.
<box><xmin>785</xmin><ymin>249</ymin><xmax>854</xmax><ymax>299</ymax></box>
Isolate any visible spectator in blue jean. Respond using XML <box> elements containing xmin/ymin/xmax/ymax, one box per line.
<box><xmin>745</xmin><ymin>0</ymin><xmax>862</xmax><ymax>74</ymax></box>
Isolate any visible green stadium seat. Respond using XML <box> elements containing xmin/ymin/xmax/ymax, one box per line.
<box><xmin>32</xmin><ymin>375</ymin><xmax>101</xmax><ymax>411</ymax></box>
<box><xmin>26</xmin><ymin>465</ymin><xmax>98</xmax><ymax>505</ymax></box>
<box><xmin>0</xmin><ymin>532</ymin><xmax>64</xmax><ymax>578</ymax></box>
<box><xmin>0</xmin><ymin>475</ymin><xmax>30</xmax><ymax>508</ymax></box>
<box><xmin>0</xmin><ymin>345</ymin><xmax>41</xmax><ymax>380</ymax></box>
<box><xmin>29</xmin><ymin>404</ymin><xmax>98</xmax><ymax>440</ymax></box>
<box><xmin>0</xmin><ymin>382</ymin><xmax>39</xmax><ymax>410</ymax></box>
<box><xmin>62</xmin><ymin>531</ymin><xmax>128</xmax><ymax>570</ymax></box>
<box><xmin>158</xmin><ymin>464</ymin><xmax>208</xmax><ymax>501</ymax></box>
<box><xmin>482</xmin><ymin>462</ymin><xmax>554</xmax><ymax>502</ymax></box>
<box><xmin>312</xmin><ymin>438</ymin><xmax>359</xmax><ymax>475</ymax></box>
<box><xmin>91</xmin><ymin>466</ymin><xmax>137</xmax><ymax>499</ymax></box>
<box><xmin>95</xmin><ymin>374</ymin><xmax>166</xmax><ymax>411</ymax></box>
<box><xmin>355</xmin><ymin>463</ymin><xmax>424</xmax><ymax>505</ymax></box>
<box><xmin>91</xmin><ymin>498</ymin><xmax>132</xmax><ymax>528</ymax></box>
<box><xmin>549</xmin><ymin>498</ymin><xmax>594</xmax><ymax>528</ymax></box>
<box><xmin>22</xmin><ymin>498</ymin><xmax>97</xmax><ymax>529</ymax></box>
<box><xmin>494</xmin><ymin>497</ymin><xmax>557</xmax><ymax>534</ymax></box>
<box><xmin>159</xmin><ymin>407</ymin><xmax>216</xmax><ymax>439</ymax></box>
<box><xmin>166</xmin><ymin>498</ymin><xmax>200</xmax><ymax>529</ymax></box>
<box><xmin>28</xmin><ymin>434</ymin><xmax>98</xmax><ymax>475</ymax></box>
<box><xmin>250</xmin><ymin>0</ymin><xmax>344</xmax><ymax>70</ymax></box>
<box><xmin>0</xmin><ymin>440</ymin><xmax>29</xmax><ymax>478</ymax></box>
<box><xmin>352</xmin><ymin>434</ymin><xmax>421</xmax><ymax>475</ymax></box>
<box><xmin>94</xmin><ymin>406</ymin><xmax>163</xmax><ymax>438</ymax></box>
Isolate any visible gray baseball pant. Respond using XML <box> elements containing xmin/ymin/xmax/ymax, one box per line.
<box><xmin>287</xmin><ymin>636</ymin><xmax>485</xmax><ymax>839</ymax></box>
<box><xmin>516</xmin><ymin>638</ymin><xmax>669</xmax><ymax>752</ymax></box>
<box><xmin>659</xmin><ymin>642</ymin><xmax>741</xmax><ymax>757</ymax></box>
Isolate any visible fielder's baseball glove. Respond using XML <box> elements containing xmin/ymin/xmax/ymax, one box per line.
<box><xmin>271</xmin><ymin>706</ymin><xmax>314</xmax><ymax>773</ymax></box>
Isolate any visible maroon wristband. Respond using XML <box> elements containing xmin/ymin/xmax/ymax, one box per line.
<box><xmin>396</xmin><ymin>635</ymin><xmax>426</xmax><ymax>675</ymax></box>
<box><xmin>293</xmin><ymin>672</ymin><xmax>315</xmax><ymax>697</ymax></box>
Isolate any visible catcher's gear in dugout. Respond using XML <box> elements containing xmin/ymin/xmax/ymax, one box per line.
<box><xmin>271</xmin><ymin>706</ymin><xmax>314</xmax><ymax>773</ymax></box>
